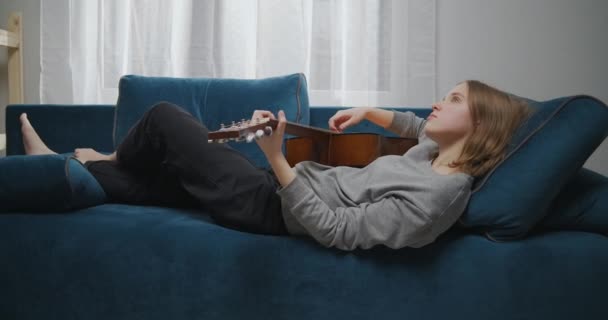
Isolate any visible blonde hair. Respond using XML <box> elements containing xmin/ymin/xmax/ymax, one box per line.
<box><xmin>431</xmin><ymin>80</ymin><xmax>533</xmax><ymax>178</ymax></box>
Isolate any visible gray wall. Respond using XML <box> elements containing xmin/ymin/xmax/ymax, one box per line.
<box><xmin>0</xmin><ymin>0</ymin><xmax>607</xmax><ymax>175</ymax></box>
<box><xmin>437</xmin><ymin>0</ymin><xmax>608</xmax><ymax>176</ymax></box>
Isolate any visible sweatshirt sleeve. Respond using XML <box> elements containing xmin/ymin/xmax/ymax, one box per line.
<box><xmin>277</xmin><ymin>176</ymin><xmax>434</xmax><ymax>251</ymax></box>
<box><xmin>386</xmin><ymin>110</ymin><xmax>427</xmax><ymax>139</ymax></box>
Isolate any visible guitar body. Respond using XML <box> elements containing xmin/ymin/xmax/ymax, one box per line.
<box><xmin>207</xmin><ymin>118</ymin><xmax>418</xmax><ymax>167</ymax></box>
<box><xmin>285</xmin><ymin>134</ymin><xmax>417</xmax><ymax>167</ymax></box>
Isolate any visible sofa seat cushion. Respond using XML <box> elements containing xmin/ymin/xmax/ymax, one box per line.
<box><xmin>1</xmin><ymin>204</ymin><xmax>607</xmax><ymax>319</ymax></box>
<box><xmin>114</xmin><ymin>73</ymin><xmax>310</xmax><ymax>168</ymax></box>
<box><xmin>0</xmin><ymin>154</ymin><xmax>106</xmax><ymax>212</ymax></box>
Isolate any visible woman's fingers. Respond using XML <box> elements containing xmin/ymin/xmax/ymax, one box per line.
<box><xmin>277</xmin><ymin>110</ymin><xmax>287</xmax><ymax>134</ymax></box>
<box><xmin>255</xmin><ymin>110</ymin><xmax>287</xmax><ymax>157</ymax></box>
<box><xmin>328</xmin><ymin>113</ymin><xmax>339</xmax><ymax>131</ymax></box>
<box><xmin>338</xmin><ymin>118</ymin><xmax>355</xmax><ymax>131</ymax></box>
<box><xmin>329</xmin><ymin>113</ymin><xmax>350</xmax><ymax>132</ymax></box>
<box><xmin>251</xmin><ymin>110</ymin><xmax>277</xmax><ymax>121</ymax></box>
<box><xmin>266</xmin><ymin>111</ymin><xmax>277</xmax><ymax>120</ymax></box>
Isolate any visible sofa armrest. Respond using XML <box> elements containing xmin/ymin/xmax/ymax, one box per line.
<box><xmin>5</xmin><ymin>104</ymin><xmax>115</xmax><ymax>156</ymax></box>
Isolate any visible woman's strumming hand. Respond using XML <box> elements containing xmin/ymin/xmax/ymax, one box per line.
<box><xmin>328</xmin><ymin>107</ymin><xmax>370</xmax><ymax>133</ymax></box>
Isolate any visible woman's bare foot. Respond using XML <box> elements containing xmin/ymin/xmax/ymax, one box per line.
<box><xmin>21</xmin><ymin>112</ymin><xmax>118</xmax><ymax>164</ymax></box>
<box><xmin>74</xmin><ymin>149</ymin><xmax>116</xmax><ymax>165</ymax></box>
<box><xmin>20</xmin><ymin>113</ymin><xmax>57</xmax><ymax>155</ymax></box>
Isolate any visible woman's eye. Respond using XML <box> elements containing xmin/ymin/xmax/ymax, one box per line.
<box><xmin>452</xmin><ymin>97</ymin><xmax>459</xmax><ymax>102</ymax></box>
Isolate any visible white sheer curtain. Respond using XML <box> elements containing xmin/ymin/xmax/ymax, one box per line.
<box><xmin>41</xmin><ymin>0</ymin><xmax>435</xmax><ymax>106</ymax></box>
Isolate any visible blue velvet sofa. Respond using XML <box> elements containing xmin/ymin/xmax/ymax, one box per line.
<box><xmin>1</xmin><ymin>73</ymin><xmax>607</xmax><ymax>319</ymax></box>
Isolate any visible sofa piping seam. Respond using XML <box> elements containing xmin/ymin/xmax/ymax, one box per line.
<box><xmin>64</xmin><ymin>156</ymin><xmax>76</xmax><ymax>210</ymax></box>
<box><xmin>296</xmin><ymin>73</ymin><xmax>302</xmax><ymax>123</ymax></box>
<box><xmin>202</xmin><ymin>79</ymin><xmax>211</xmax><ymax>122</ymax></box>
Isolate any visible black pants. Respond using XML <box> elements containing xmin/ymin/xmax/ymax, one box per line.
<box><xmin>84</xmin><ymin>102</ymin><xmax>289</xmax><ymax>236</ymax></box>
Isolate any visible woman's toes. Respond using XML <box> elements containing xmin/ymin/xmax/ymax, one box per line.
<box><xmin>21</xmin><ymin>114</ymin><xmax>56</xmax><ymax>155</ymax></box>
<box><xmin>73</xmin><ymin>148</ymin><xmax>110</xmax><ymax>164</ymax></box>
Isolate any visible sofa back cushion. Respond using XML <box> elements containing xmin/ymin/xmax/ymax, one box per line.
<box><xmin>459</xmin><ymin>95</ymin><xmax>608</xmax><ymax>241</ymax></box>
<box><xmin>114</xmin><ymin>73</ymin><xmax>310</xmax><ymax>168</ymax></box>
<box><xmin>308</xmin><ymin>106</ymin><xmax>431</xmax><ymax>136</ymax></box>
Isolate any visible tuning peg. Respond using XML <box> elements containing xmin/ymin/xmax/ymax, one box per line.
<box><xmin>264</xmin><ymin>126</ymin><xmax>273</xmax><ymax>136</ymax></box>
<box><xmin>255</xmin><ymin>129</ymin><xmax>264</xmax><ymax>139</ymax></box>
<box><xmin>246</xmin><ymin>132</ymin><xmax>255</xmax><ymax>143</ymax></box>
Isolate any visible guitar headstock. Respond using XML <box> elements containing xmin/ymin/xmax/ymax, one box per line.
<box><xmin>207</xmin><ymin>118</ymin><xmax>278</xmax><ymax>143</ymax></box>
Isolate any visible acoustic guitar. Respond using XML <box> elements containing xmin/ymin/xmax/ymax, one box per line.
<box><xmin>207</xmin><ymin>118</ymin><xmax>418</xmax><ymax>167</ymax></box>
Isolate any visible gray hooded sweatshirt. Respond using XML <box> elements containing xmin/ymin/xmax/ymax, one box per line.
<box><xmin>276</xmin><ymin>110</ymin><xmax>474</xmax><ymax>251</ymax></box>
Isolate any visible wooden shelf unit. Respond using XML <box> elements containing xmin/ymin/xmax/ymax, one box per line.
<box><xmin>0</xmin><ymin>12</ymin><xmax>23</xmax><ymax>104</ymax></box>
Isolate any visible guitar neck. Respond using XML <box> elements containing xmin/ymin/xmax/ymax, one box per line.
<box><xmin>267</xmin><ymin>119</ymin><xmax>335</xmax><ymax>139</ymax></box>
<box><xmin>206</xmin><ymin>118</ymin><xmax>336</xmax><ymax>142</ymax></box>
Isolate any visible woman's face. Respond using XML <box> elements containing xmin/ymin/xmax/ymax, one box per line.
<box><xmin>424</xmin><ymin>82</ymin><xmax>475</xmax><ymax>143</ymax></box>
